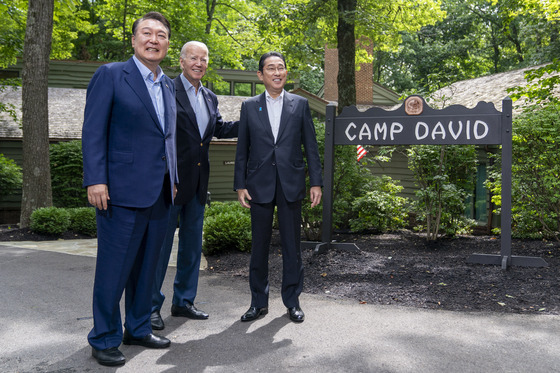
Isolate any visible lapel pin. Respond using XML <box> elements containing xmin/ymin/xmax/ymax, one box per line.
<box><xmin>259</xmin><ymin>107</ymin><xmax>262</xmax><ymax>111</ymax></box>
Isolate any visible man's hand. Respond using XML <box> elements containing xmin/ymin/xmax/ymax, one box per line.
<box><xmin>237</xmin><ymin>189</ymin><xmax>252</xmax><ymax>209</ymax></box>
<box><xmin>173</xmin><ymin>184</ymin><xmax>178</xmax><ymax>200</ymax></box>
<box><xmin>310</xmin><ymin>186</ymin><xmax>322</xmax><ymax>208</ymax></box>
<box><xmin>87</xmin><ymin>184</ymin><xmax>110</xmax><ymax>210</ymax></box>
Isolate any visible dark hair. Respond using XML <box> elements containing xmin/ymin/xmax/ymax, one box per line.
<box><xmin>132</xmin><ymin>12</ymin><xmax>171</xmax><ymax>39</ymax></box>
<box><xmin>258</xmin><ymin>52</ymin><xmax>286</xmax><ymax>72</ymax></box>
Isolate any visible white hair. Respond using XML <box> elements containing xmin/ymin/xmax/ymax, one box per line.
<box><xmin>180</xmin><ymin>41</ymin><xmax>208</xmax><ymax>58</ymax></box>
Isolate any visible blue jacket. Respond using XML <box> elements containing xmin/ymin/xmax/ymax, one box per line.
<box><xmin>82</xmin><ymin>57</ymin><xmax>177</xmax><ymax>208</ymax></box>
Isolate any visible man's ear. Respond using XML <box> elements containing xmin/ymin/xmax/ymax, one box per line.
<box><xmin>257</xmin><ymin>71</ymin><xmax>264</xmax><ymax>82</ymax></box>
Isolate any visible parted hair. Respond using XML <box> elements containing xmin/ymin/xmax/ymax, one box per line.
<box><xmin>132</xmin><ymin>11</ymin><xmax>171</xmax><ymax>39</ymax></box>
<box><xmin>258</xmin><ymin>51</ymin><xmax>286</xmax><ymax>72</ymax></box>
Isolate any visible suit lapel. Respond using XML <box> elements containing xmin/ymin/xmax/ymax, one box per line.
<box><xmin>162</xmin><ymin>77</ymin><xmax>175</xmax><ymax>135</ymax></box>
<box><xmin>277</xmin><ymin>92</ymin><xmax>293</xmax><ymax>141</ymax></box>
<box><xmin>123</xmin><ymin>58</ymin><xmax>162</xmax><ymax>133</ymax></box>
<box><xmin>175</xmin><ymin>76</ymin><xmax>199</xmax><ymax>130</ymax></box>
<box><xmin>255</xmin><ymin>93</ymin><xmax>275</xmax><ymax>141</ymax></box>
<box><xmin>200</xmin><ymin>87</ymin><xmax>215</xmax><ymax>140</ymax></box>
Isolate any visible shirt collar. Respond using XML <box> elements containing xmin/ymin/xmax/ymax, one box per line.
<box><xmin>265</xmin><ymin>89</ymin><xmax>284</xmax><ymax>102</ymax></box>
<box><xmin>132</xmin><ymin>55</ymin><xmax>165</xmax><ymax>83</ymax></box>
<box><xmin>180</xmin><ymin>73</ymin><xmax>203</xmax><ymax>94</ymax></box>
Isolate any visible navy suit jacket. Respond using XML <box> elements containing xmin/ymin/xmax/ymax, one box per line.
<box><xmin>82</xmin><ymin>57</ymin><xmax>177</xmax><ymax>208</ymax></box>
<box><xmin>234</xmin><ymin>91</ymin><xmax>322</xmax><ymax>203</ymax></box>
<box><xmin>174</xmin><ymin>75</ymin><xmax>238</xmax><ymax>205</ymax></box>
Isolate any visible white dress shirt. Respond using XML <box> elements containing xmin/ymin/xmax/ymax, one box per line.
<box><xmin>265</xmin><ymin>89</ymin><xmax>284</xmax><ymax>142</ymax></box>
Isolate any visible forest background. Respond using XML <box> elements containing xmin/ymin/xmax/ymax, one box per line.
<box><xmin>2</xmin><ymin>0</ymin><xmax>560</xmax><ymax>230</ymax></box>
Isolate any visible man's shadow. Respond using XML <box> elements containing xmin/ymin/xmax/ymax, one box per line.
<box><xmin>32</xmin><ymin>315</ymin><xmax>291</xmax><ymax>372</ymax></box>
<box><xmin>156</xmin><ymin>315</ymin><xmax>292</xmax><ymax>372</ymax></box>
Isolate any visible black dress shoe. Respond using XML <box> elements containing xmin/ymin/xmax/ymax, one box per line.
<box><xmin>287</xmin><ymin>306</ymin><xmax>305</xmax><ymax>322</ymax></box>
<box><xmin>240</xmin><ymin>306</ymin><xmax>268</xmax><ymax>322</ymax></box>
<box><xmin>122</xmin><ymin>330</ymin><xmax>170</xmax><ymax>348</ymax></box>
<box><xmin>151</xmin><ymin>310</ymin><xmax>165</xmax><ymax>330</ymax></box>
<box><xmin>91</xmin><ymin>347</ymin><xmax>126</xmax><ymax>366</ymax></box>
<box><xmin>171</xmin><ymin>303</ymin><xmax>209</xmax><ymax>320</ymax></box>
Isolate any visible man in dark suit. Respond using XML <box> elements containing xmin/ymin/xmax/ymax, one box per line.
<box><xmin>150</xmin><ymin>41</ymin><xmax>238</xmax><ymax>330</ymax></box>
<box><xmin>234</xmin><ymin>51</ymin><xmax>323</xmax><ymax>323</ymax></box>
<box><xmin>82</xmin><ymin>12</ymin><xmax>177</xmax><ymax>367</ymax></box>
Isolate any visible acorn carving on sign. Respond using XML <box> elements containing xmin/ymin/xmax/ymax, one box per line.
<box><xmin>405</xmin><ymin>96</ymin><xmax>423</xmax><ymax>115</ymax></box>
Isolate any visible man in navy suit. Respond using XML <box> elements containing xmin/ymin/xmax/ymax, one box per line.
<box><xmin>150</xmin><ymin>41</ymin><xmax>238</xmax><ymax>330</ymax></box>
<box><xmin>82</xmin><ymin>12</ymin><xmax>177</xmax><ymax>367</ymax></box>
<box><xmin>234</xmin><ymin>51</ymin><xmax>323</xmax><ymax>323</ymax></box>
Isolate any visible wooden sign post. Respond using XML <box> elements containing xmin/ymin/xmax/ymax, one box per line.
<box><xmin>316</xmin><ymin>96</ymin><xmax>548</xmax><ymax>269</ymax></box>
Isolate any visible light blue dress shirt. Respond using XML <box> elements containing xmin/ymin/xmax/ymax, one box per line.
<box><xmin>180</xmin><ymin>74</ymin><xmax>210</xmax><ymax>137</ymax></box>
<box><xmin>133</xmin><ymin>55</ymin><xmax>166</xmax><ymax>132</ymax></box>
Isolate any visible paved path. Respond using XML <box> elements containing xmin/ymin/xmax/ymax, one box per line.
<box><xmin>1</xmin><ymin>238</ymin><xmax>559</xmax><ymax>372</ymax></box>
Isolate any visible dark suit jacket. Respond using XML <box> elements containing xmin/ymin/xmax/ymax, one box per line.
<box><xmin>82</xmin><ymin>57</ymin><xmax>177</xmax><ymax>207</ymax></box>
<box><xmin>174</xmin><ymin>76</ymin><xmax>238</xmax><ymax>205</ymax></box>
<box><xmin>233</xmin><ymin>91</ymin><xmax>322</xmax><ymax>203</ymax></box>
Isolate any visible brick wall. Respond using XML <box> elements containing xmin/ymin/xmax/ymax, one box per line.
<box><xmin>324</xmin><ymin>47</ymin><xmax>338</xmax><ymax>102</ymax></box>
<box><xmin>324</xmin><ymin>41</ymin><xmax>373</xmax><ymax>105</ymax></box>
<box><xmin>355</xmin><ymin>40</ymin><xmax>373</xmax><ymax>105</ymax></box>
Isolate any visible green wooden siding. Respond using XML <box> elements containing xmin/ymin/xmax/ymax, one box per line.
<box><xmin>366</xmin><ymin>146</ymin><xmax>417</xmax><ymax>200</ymax></box>
<box><xmin>208</xmin><ymin>141</ymin><xmax>238</xmax><ymax>202</ymax></box>
<box><xmin>1</xmin><ymin>140</ymin><xmax>23</xmax><ymax>165</ymax></box>
<box><xmin>0</xmin><ymin>140</ymin><xmax>23</xmax><ymax>223</ymax></box>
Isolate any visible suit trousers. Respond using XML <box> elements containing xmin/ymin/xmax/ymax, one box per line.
<box><xmin>249</xmin><ymin>178</ymin><xmax>303</xmax><ymax>309</ymax></box>
<box><xmin>88</xmin><ymin>183</ymin><xmax>170</xmax><ymax>351</ymax></box>
<box><xmin>152</xmin><ymin>196</ymin><xmax>205</xmax><ymax>312</ymax></box>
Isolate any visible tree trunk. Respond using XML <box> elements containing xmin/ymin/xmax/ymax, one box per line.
<box><xmin>206</xmin><ymin>0</ymin><xmax>217</xmax><ymax>34</ymax></box>
<box><xmin>337</xmin><ymin>0</ymin><xmax>356</xmax><ymax>114</ymax></box>
<box><xmin>122</xmin><ymin>0</ymin><xmax>128</xmax><ymax>60</ymax></box>
<box><xmin>20</xmin><ymin>0</ymin><xmax>54</xmax><ymax>227</ymax></box>
<box><xmin>507</xmin><ymin>21</ymin><xmax>524</xmax><ymax>63</ymax></box>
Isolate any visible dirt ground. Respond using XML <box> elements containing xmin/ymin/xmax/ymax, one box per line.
<box><xmin>205</xmin><ymin>230</ymin><xmax>560</xmax><ymax>315</ymax></box>
<box><xmin>1</xmin><ymin>226</ymin><xmax>558</xmax><ymax>315</ymax></box>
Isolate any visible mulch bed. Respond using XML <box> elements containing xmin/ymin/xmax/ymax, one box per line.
<box><xmin>205</xmin><ymin>230</ymin><xmax>560</xmax><ymax>315</ymax></box>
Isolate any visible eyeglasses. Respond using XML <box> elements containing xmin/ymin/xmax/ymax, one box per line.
<box><xmin>264</xmin><ymin>66</ymin><xmax>286</xmax><ymax>73</ymax></box>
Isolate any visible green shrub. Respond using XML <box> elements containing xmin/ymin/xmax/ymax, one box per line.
<box><xmin>205</xmin><ymin>200</ymin><xmax>246</xmax><ymax>218</ymax></box>
<box><xmin>68</xmin><ymin>207</ymin><xmax>97</xmax><ymax>237</ymax></box>
<box><xmin>30</xmin><ymin>207</ymin><xmax>71</xmax><ymax>236</ymax></box>
<box><xmin>408</xmin><ymin>144</ymin><xmax>477</xmax><ymax>240</ymax></box>
<box><xmin>301</xmin><ymin>120</ymin><xmax>386</xmax><ymax>240</ymax></box>
<box><xmin>487</xmin><ymin>103</ymin><xmax>560</xmax><ymax>239</ymax></box>
<box><xmin>203</xmin><ymin>201</ymin><xmax>251</xmax><ymax>255</ymax></box>
<box><xmin>50</xmin><ymin>140</ymin><xmax>87</xmax><ymax>208</ymax></box>
<box><xmin>0</xmin><ymin>154</ymin><xmax>22</xmax><ymax>199</ymax></box>
<box><xmin>349</xmin><ymin>176</ymin><xmax>409</xmax><ymax>233</ymax></box>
